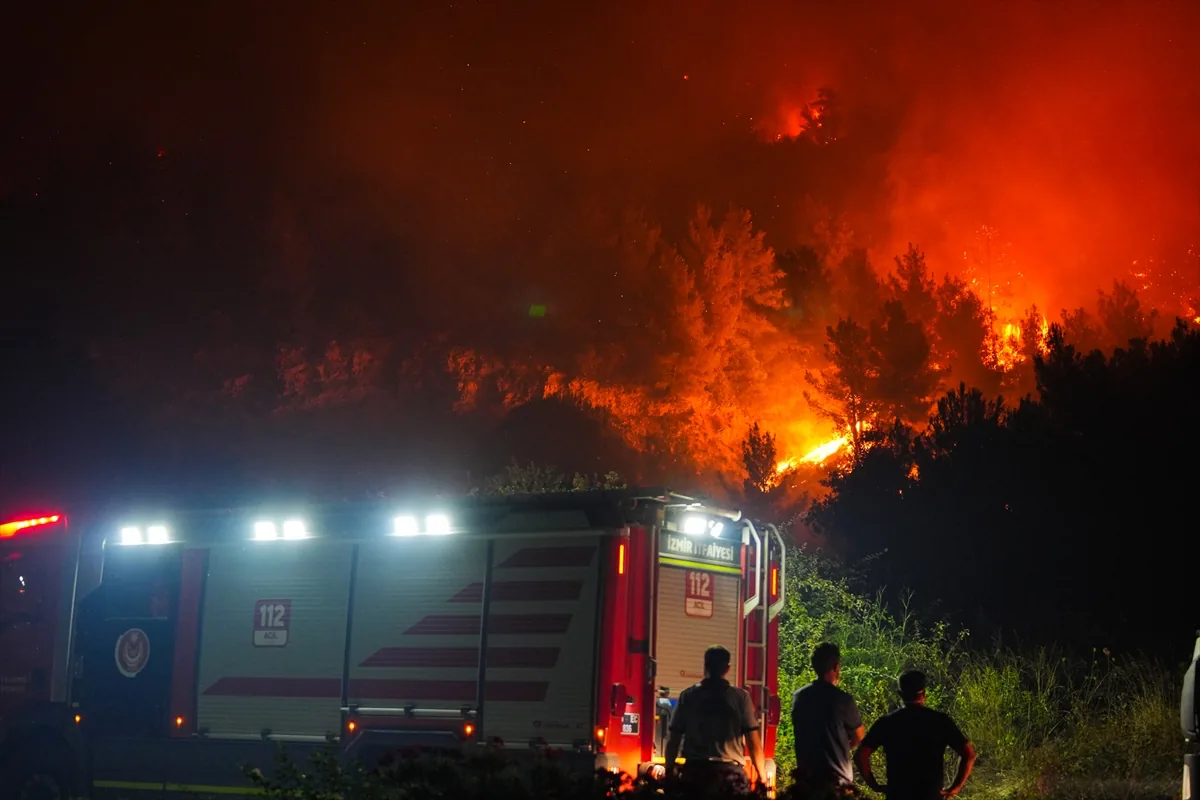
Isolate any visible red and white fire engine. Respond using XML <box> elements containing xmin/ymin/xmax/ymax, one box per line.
<box><xmin>0</xmin><ymin>489</ymin><xmax>785</xmax><ymax>799</ymax></box>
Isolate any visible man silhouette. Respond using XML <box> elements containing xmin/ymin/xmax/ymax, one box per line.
<box><xmin>665</xmin><ymin>644</ymin><xmax>766</xmax><ymax>793</ymax></box>
<box><xmin>790</xmin><ymin>642</ymin><xmax>865</xmax><ymax>796</ymax></box>
<box><xmin>854</xmin><ymin>670</ymin><xmax>977</xmax><ymax>799</ymax></box>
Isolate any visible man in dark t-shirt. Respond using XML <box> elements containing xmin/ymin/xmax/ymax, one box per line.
<box><xmin>791</xmin><ymin>642</ymin><xmax>865</xmax><ymax>795</ymax></box>
<box><xmin>855</xmin><ymin>670</ymin><xmax>977</xmax><ymax>800</ymax></box>
<box><xmin>666</xmin><ymin>645</ymin><xmax>766</xmax><ymax>793</ymax></box>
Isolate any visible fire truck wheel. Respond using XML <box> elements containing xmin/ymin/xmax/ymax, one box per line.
<box><xmin>3</xmin><ymin>754</ymin><xmax>70</xmax><ymax>800</ymax></box>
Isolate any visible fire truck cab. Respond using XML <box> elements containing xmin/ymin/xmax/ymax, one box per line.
<box><xmin>0</xmin><ymin>489</ymin><xmax>785</xmax><ymax>798</ymax></box>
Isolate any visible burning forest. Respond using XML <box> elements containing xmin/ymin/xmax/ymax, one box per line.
<box><xmin>3</xmin><ymin>0</ymin><xmax>1200</xmax><ymax>508</ymax></box>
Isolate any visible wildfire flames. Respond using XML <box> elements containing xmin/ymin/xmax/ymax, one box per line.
<box><xmin>442</xmin><ymin>217</ymin><xmax>1198</xmax><ymax>490</ymax></box>
<box><xmin>758</xmin><ymin>91</ymin><xmax>830</xmax><ymax>143</ymax></box>
<box><xmin>775</xmin><ymin>434</ymin><xmax>850</xmax><ymax>475</ymax></box>
<box><xmin>986</xmin><ymin>316</ymin><xmax>1052</xmax><ymax>371</ymax></box>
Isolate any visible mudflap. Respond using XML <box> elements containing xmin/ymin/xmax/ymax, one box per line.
<box><xmin>1185</xmin><ymin>753</ymin><xmax>1198</xmax><ymax>800</ymax></box>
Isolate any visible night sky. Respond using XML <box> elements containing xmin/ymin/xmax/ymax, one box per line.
<box><xmin>3</xmin><ymin>0</ymin><xmax>1200</xmax><ymax>511</ymax></box>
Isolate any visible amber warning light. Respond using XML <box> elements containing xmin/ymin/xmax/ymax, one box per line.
<box><xmin>0</xmin><ymin>514</ymin><xmax>63</xmax><ymax>539</ymax></box>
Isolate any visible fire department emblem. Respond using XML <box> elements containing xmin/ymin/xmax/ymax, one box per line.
<box><xmin>114</xmin><ymin>628</ymin><xmax>150</xmax><ymax>678</ymax></box>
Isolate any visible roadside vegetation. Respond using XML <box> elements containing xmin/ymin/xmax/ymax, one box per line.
<box><xmin>776</xmin><ymin>548</ymin><xmax>1183</xmax><ymax>800</ymax></box>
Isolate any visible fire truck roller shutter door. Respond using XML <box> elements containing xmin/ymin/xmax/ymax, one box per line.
<box><xmin>479</xmin><ymin>535</ymin><xmax>602</xmax><ymax>747</ymax></box>
<box><xmin>654</xmin><ymin>567</ymin><xmax>741</xmax><ymax>698</ymax></box>
<box><xmin>196</xmin><ymin>541</ymin><xmax>353</xmax><ymax>738</ymax></box>
<box><xmin>348</xmin><ymin>536</ymin><xmax>489</xmax><ymax>718</ymax></box>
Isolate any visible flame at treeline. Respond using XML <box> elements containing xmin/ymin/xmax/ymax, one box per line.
<box><xmin>445</xmin><ymin>186</ymin><xmax>1195</xmax><ymax>485</ymax></box>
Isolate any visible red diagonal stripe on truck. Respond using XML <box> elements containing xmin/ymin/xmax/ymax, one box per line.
<box><xmin>449</xmin><ymin>580</ymin><xmax>583</xmax><ymax>603</ymax></box>
<box><xmin>360</xmin><ymin>646</ymin><xmax>560</xmax><ymax>669</ymax></box>
<box><xmin>403</xmin><ymin>614</ymin><xmax>572</xmax><ymax>635</ymax></box>
<box><xmin>496</xmin><ymin>546</ymin><xmax>596</xmax><ymax>569</ymax></box>
<box><xmin>201</xmin><ymin>677</ymin><xmax>548</xmax><ymax>702</ymax></box>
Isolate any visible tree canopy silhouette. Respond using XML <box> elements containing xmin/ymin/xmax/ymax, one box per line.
<box><xmin>808</xmin><ymin>319</ymin><xmax>1200</xmax><ymax>655</ymax></box>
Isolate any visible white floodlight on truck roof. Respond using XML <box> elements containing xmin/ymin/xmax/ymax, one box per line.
<box><xmin>146</xmin><ymin>525</ymin><xmax>171</xmax><ymax>545</ymax></box>
<box><xmin>681</xmin><ymin>514</ymin><xmax>709</xmax><ymax>536</ymax></box>
<box><xmin>282</xmin><ymin>519</ymin><xmax>308</xmax><ymax>540</ymax></box>
<box><xmin>119</xmin><ymin>526</ymin><xmax>144</xmax><ymax>546</ymax></box>
<box><xmin>425</xmin><ymin>513</ymin><xmax>452</xmax><ymax>535</ymax></box>
<box><xmin>253</xmin><ymin>521</ymin><xmax>279</xmax><ymax>540</ymax></box>
<box><xmin>393</xmin><ymin>515</ymin><xmax>420</xmax><ymax>536</ymax></box>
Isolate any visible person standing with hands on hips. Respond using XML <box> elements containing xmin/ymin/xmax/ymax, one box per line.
<box><xmin>855</xmin><ymin>670</ymin><xmax>977</xmax><ymax>799</ymax></box>
<box><xmin>790</xmin><ymin>642</ymin><xmax>866</xmax><ymax>797</ymax></box>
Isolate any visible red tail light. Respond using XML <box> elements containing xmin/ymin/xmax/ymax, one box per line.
<box><xmin>0</xmin><ymin>514</ymin><xmax>64</xmax><ymax>539</ymax></box>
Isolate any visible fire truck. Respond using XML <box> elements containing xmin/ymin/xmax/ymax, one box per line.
<box><xmin>0</xmin><ymin>489</ymin><xmax>786</xmax><ymax>799</ymax></box>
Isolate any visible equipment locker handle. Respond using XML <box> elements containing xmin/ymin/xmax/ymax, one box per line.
<box><xmin>766</xmin><ymin>524</ymin><xmax>786</xmax><ymax>621</ymax></box>
<box><xmin>742</xmin><ymin>521</ymin><xmax>762</xmax><ymax>618</ymax></box>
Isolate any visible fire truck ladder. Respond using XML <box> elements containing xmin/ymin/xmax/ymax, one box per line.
<box><xmin>743</xmin><ymin>523</ymin><xmax>786</xmax><ymax>744</ymax></box>
<box><xmin>742</xmin><ymin>521</ymin><xmax>766</xmax><ymax>722</ymax></box>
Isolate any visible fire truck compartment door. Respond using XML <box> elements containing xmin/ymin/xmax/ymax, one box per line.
<box><xmin>76</xmin><ymin>547</ymin><xmax>181</xmax><ymax>736</ymax></box>
<box><xmin>653</xmin><ymin>566</ymin><xmax>741</xmax><ymax>698</ymax></box>
<box><xmin>196</xmin><ymin>541</ymin><xmax>353</xmax><ymax>738</ymax></box>
<box><xmin>348</xmin><ymin>534</ymin><xmax>603</xmax><ymax>747</ymax></box>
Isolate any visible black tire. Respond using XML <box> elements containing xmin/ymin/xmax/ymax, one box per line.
<box><xmin>1</xmin><ymin>754</ymin><xmax>71</xmax><ymax>800</ymax></box>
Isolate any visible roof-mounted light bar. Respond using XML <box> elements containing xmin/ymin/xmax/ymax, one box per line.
<box><xmin>253</xmin><ymin>518</ymin><xmax>309</xmax><ymax>541</ymax></box>
<box><xmin>393</xmin><ymin>513</ymin><xmax>455</xmax><ymax>537</ymax></box>
<box><xmin>116</xmin><ymin>524</ymin><xmax>173</xmax><ymax>546</ymax></box>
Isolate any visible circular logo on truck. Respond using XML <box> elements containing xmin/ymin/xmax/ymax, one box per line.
<box><xmin>114</xmin><ymin>628</ymin><xmax>150</xmax><ymax>678</ymax></box>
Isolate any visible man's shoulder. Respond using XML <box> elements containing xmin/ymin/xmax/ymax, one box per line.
<box><xmin>792</xmin><ymin>680</ymin><xmax>858</xmax><ymax>713</ymax></box>
<box><xmin>826</xmin><ymin>682</ymin><xmax>858</xmax><ymax>709</ymax></box>
<box><xmin>911</xmin><ymin>704</ymin><xmax>954</xmax><ymax>722</ymax></box>
<box><xmin>791</xmin><ymin>680</ymin><xmax>821</xmax><ymax>703</ymax></box>
<box><xmin>793</xmin><ymin>679</ymin><xmax>831</xmax><ymax>696</ymax></box>
<box><xmin>891</xmin><ymin>704</ymin><xmax>957</xmax><ymax>729</ymax></box>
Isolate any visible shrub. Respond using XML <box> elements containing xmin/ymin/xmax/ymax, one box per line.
<box><xmin>245</xmin><ymin>744</ymin><xmax>761</xmax><ymax>800</ymax></box>
<box><xmin>776</xmin><ymin>546</ymin><xmax>1184</xmax><ymax>799</ymax></box>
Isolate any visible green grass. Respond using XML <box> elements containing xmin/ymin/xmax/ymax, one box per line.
<box><xmin>775</xmin><ymin>547</ymin><xmax>1184</xmax><ymax>799</ymax></box>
